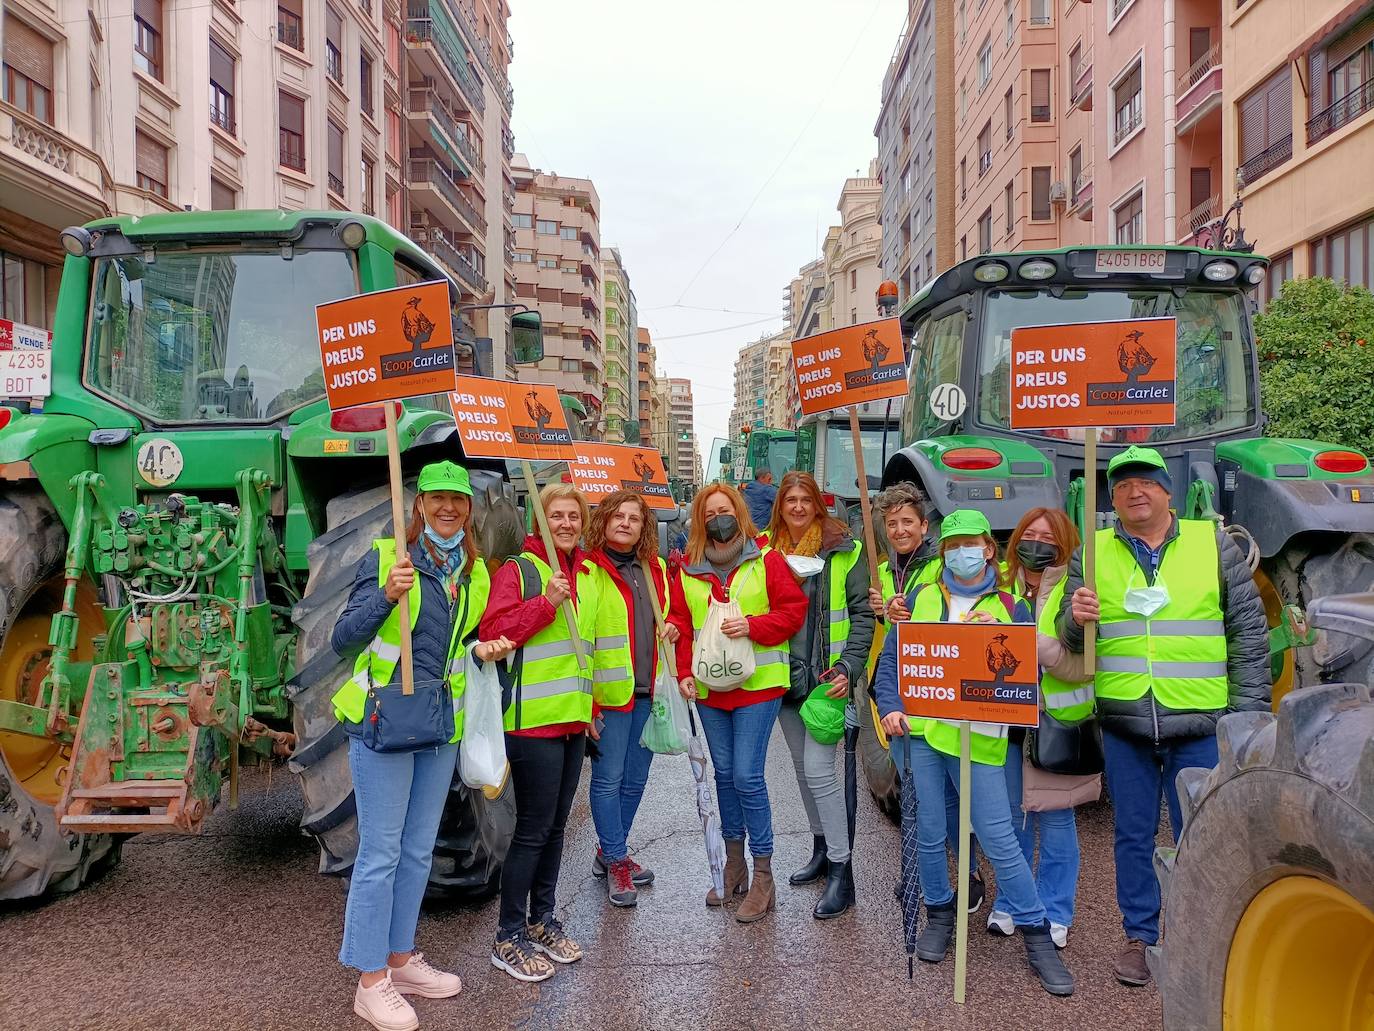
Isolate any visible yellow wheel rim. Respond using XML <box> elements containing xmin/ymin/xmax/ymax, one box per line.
<box><xmin>1224</xmin><ymin>877</ymin><xmax>1374</xmax><ymax>1030</ymax></box>
<box><xmin>0</xmin><ymin>576</ymin><xmax>101</xmax><ymax>805</ymax></box>
<box><xmin>1253</xmin><ymin>566</ymin><xmax>1295</xmax><ymax>710</ymax></box>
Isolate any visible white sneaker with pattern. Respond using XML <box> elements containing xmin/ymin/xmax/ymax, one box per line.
<box><xmin>354</xmin><ymin>973</ymin><xmax>419</xmax><ymax>1031</ymax></box>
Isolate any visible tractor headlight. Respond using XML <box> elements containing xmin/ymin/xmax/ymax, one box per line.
<box><xmin>973</xmin><ymin>261</ymin><xmax>1009</xmax><ymax>283</ymax></box>
<box><xmin>1018</xmin><ymin>258</ymin><xmax>1057</xmax><ymax>281</ymax></box>
<box><xmin>1244</xmin><ymin>265</ymin><xmax>1267</xmax><ymax>286</ymax></box>
<box><xmin>336</xmin><ymin>218</ymin><xmax>367</xmax><ymax>249</ymax></box>
<box><xmin>60</xmin><ymin>227</ymin><xmax>92</xmax><ymax>257</ymax></box>
<box><xmin>1203</xmin><ymin>260</ymin><xmax>1238</xmax><ymax>282</ymax></box>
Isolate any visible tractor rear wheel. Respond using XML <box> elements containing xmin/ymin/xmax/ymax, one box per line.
<box><xmin>0</xmin><ymin>488</ymin><xmax>120</xmax><ymax>901</ymax></box>
<box><xmin>857</xmin><ymin>686</ymin><xmax>901</xmax><ymax>824</ymax></box>
<box><xmin>289</xmin><ymin>477</ymin><xmax>519</xmax><ymax>901</ymax></box>
<box><xmin>1152</xmin><ymin>683</ymin><xmax>1374</xmax><ymax>1029</ymax></box>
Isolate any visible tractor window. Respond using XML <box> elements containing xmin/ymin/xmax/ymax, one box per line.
<box><xmin>905</xmin><ymin>307</ymin><xmax>967</xmax><ymax>438</ymax></box>
<box><xmin>85</xmin><ymin>248</ymin><xmax>357</xmax><ymax>422</ymax></box>
<box><xmin>978</xmin><ymin>288</ymin><xmax>1257</xmax><ymax>444</ymax></box>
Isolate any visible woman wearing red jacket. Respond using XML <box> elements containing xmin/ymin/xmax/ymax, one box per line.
<box><xmin>668</xmin><ymin>484</ymin><xmax>807</xmax><ymax>923</ymax></box>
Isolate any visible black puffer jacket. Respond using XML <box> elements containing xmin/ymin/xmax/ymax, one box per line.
<box><xmin>779</xmin><ymin>525</ymin><xmax>876</xmax><ymax>702</ymax></box>
<box><xmin>1056</xmin><ymin>516</ymin><xmax>1270</xmax><ymax>741</ymax></box>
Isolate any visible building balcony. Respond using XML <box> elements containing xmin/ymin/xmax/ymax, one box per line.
<box><xmin>446</xmin><ymin>0</ymin><xmax>513</xmax><ymax>112</ymax></box>
<box><xmin>0</xmin><ymin>102</ymin><xmax>112</xmax><ymax>224</ymax></box>
<box><xmin>411</xmin><ymin>223</ymin><xmax>487</xmax><ymax>295</ymax></box>
<box><xmin>1175</xmin><ymin>43</ymin><xmax>1221</xmax><ymax>134</ymax></box>
<box><xmin>1071</xmin><ymin>51</ymin><xmax>1093</xmax><ymax>112</ymax></box>
<box><xmin>1179</xmin><ymin>193</ymin><xmax>1220</xmax><ymax>243</ymax></box>
<box><xmin>408</xmin><ymin>88</ymin><xmax>483</xmax><ymax>176</ymax></box>
<box><xmin>405</xmin><ymin>16</ymin><xmax>486</xmax><ymax>115</ymax></box>
<box><xmin>408</xmin><ymin>158</ymin><xmax>487</xmax><ymax>235</ymax></box>
<box><xmin>1239</xmin><ymin>134</ymin><xmax>1292</xmax><ymax>185</ymax></box>
<box><xmin>1069</xmin><ymin>165</ymin><xmax>1093</xmax><ymax>221</ymax></box>
<box><xmin>1307</xmin><ymin>79</ymin><xmax>1374</xmax><ymax>147</ymax></box>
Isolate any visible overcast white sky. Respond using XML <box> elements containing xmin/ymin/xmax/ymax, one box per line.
<box><xmin>508</xmin><ymin>0</ymin><xmax>907</xmax><ymax>456</ymax></box>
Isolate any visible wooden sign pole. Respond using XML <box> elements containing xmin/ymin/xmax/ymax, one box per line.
<box><xmin>848</xmin><ymin>409</ymin><xmax>881</xmax><ymax>592</ymax></box>
<box><xmin>384</xmin><ymin>402</ymin><xmax>416</xmax><ymax>696</ymax></box>
<box><xmin>953</xmin><ymin>720</ymin><xmax>972</xmax><ymax>1005</ymax></box>
<box><xmin>1083</xmin><ymin>430</ymin><xmax>1098</xmax><ymax>670</ymax></box>
<box><xmin>642</xmin><ymin>558</ymin><xmax>678</xmax><ymax>679</ymax></box>
<box><xmin>520</xmin><ymin>458</ymin><xmax>588</xmax><ymax>669</ymax></box>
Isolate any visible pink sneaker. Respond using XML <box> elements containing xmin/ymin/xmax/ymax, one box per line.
<box><xmin>353</xmin><ymin>973</ymin><xmax>418</xmax><ymax>1031</ymax></box>
<box><xmin>388</xmin><ymin>952</ymin><xmax>462</xmax><ymax>999</ymax></box>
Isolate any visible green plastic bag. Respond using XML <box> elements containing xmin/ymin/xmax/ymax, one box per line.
<box><xmin>640</xmin><ymin>668</ymin><xmax>692</xmax><ymax>755</ymax></box>
<box><xmin>799</xmin><ymin>683</ymin><xmax>846</xmax><ymax>745</ymax></box>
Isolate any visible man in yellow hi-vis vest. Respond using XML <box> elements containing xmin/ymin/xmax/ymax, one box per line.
<box><xmin>1056</xmin><ymin>446</ymin><xmax>1269</xmax><ymax>988</ymax></box>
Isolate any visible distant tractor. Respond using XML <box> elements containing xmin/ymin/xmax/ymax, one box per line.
<box><xmin>0</xmin><ymin>211</ymin><xmax>540</xmax><ymax>901</ymax></box>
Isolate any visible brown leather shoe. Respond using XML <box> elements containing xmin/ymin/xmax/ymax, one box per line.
<box><xmin>1114</xmin><ymin>939</ymin><xmax>1151</xmax><ymax>987</ymax></box>
<box><xmin>706</xmin><ymin>839</ymin><xmax>749</xmax><ymax>906</ymax></box>
<box><xmin>736</xmin><ymin>855</ymin><xmax>775</xmax><ymax>923</ymax></box>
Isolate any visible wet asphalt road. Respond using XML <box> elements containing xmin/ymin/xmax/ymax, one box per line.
<box><xmin>0</xmin><ymin>729</ymin><xmax>1163</xmax><ymax>1031</ymax></box>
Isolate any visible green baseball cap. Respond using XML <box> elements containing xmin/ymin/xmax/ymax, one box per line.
<box><xmin>1106</xmin><ymin>445</ymin><xmax>1167</xmax><ymax>477</ymax></box>
<box><xmin>938</xmin><ymin>508</ymin><xmax>992</xmax><ymax>541</ymax></box>
<box><xmin>417</xmin><ymin>460</ymin><xmax>472</xmax><ymax>496</ymax></box>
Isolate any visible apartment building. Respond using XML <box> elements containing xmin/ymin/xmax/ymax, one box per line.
<box><xmin>762</xmin><ymin>329</ymin><xmax>793</xmax><ymax>430</ymax></box>
<box><xmin>636</xmin><ymin>326</ymin><xmax>654</xmax><ymax>444</ymax></box>
<box><xmin>1222</xmin><ymin>1</ymin><xmax>1374</xmax><ymax>300</ymax></box>
<box><xmin>875</xmin><ymin>0</ymin><xmax>955</xmax><ymax>301</ymax></box>
<box><xmin>668</xmin><ymin>377</ymin><xmax>698</xmax><ymax>486</ymax></box>
<box><xmin>729</xmin><ymin>334</ymin><xmax>769</xmax><ymax>440</ymax></box>
<box><xmin>601</xmin><ymin>247</ymin><xmax>633</xmax><ymax>442</ymax></box>
<box><xmin>787</xmin><ymin>258</ymin><xmax>827</xmax><ymax>338</ymax></box>
<box><xmin>510</xmin><ymin>155</ymin><xmax>603</xmax><ymax>424</ymax></box>
<box><xmin>824</xmin><ymin>168</ymin><xmax>884</xmax><ymax>327</ymax></box>
<box><xmin>650</xmin><ymin>371</ymin><xmax>672</xmax><ymax>464</ymax></box>
<box><xmin>0</xmin><ymin>0</ymin><xmax>515</xmax><ymax>363</ymax></box>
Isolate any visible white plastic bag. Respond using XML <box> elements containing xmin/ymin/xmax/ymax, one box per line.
<box><xmin>640</xmin><ymin>665</ymin><xmax>693</xmax><ymax>755</ymax></box>
<box><xmin>692</xmin><ymin>597</ymin><xmax>756</xmax><ymax>689</ymax></box>
<box><xmin>460</xmin><ymin>652</ymin><xmax>508</xmax><ymax>790</ymax></box>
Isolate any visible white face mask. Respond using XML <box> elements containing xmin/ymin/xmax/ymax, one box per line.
<box><xmin>1123</xmin><ymin>583</ymin><xmax>1171</xmax><ymax>618</ymax></box>
<box><xmin>785</xmin><ymin>554</ymin><xmax>825</xmax><ymax>579</ymax></box>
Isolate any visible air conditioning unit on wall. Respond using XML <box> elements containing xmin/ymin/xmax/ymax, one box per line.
<box><xmin>1049</xmin><ymin>181</ymin><xmax>1068</xmax><ymax>203</ymax></box>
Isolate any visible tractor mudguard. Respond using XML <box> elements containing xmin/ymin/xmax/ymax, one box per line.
<box><xmin>285</xmin><ymin>405</ymin><xmax>454</xmax><ymax>460</ymax></box>
<box><xmin>881</xmin><ymin>436</ymin><xmax>1060</xmax><ymax>533</ymax></box>
<box><xmin>0</xmin><ymin>411</ymin><xmax>98</xmax><ymax>529</ymax></box>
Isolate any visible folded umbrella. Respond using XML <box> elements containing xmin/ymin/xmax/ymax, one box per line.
<box><xmin>898</xmin><ymin>734</ymin><xmax>923</xmax><ymax>978</ymax></box>
<box><xmin>687</xmin><ymin>706</ymin><xmax>726</xmax><ymax>898</ymax></box>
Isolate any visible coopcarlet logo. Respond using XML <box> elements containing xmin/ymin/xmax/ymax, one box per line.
<box><xmin>512</xmin><ymin>389</ymin><xmax>572</xmax><ymax>446</ymax></box>
<box><xmin>1086</xmin><ymin>326</ymin><xmax>1175</xmax><ymax>407</ymax></box>
<box><xmin>842</xmin><ymin>326</ymin><xmax>905</xmax><ymax>390</ymax></box>
<box><xmin>620</xmin><ymin>451</ymin><xmax>672</xmax><ymax>500</ymax></box>
<box><xmin>380</xmin><ymin>294</ymin><xmax>455</xmax><ymax>381</ymax></box>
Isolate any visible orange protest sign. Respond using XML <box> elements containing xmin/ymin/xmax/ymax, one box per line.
<box><xmin>895</xmin><ymin>621</ymin><xmax>1039</xmax><ymax>728</ymax></box>
<box><xmin>451</xmin><ymin>375</ymin><xmax>575</xmax><ymax>461</ymax></box>
<box><xmin>570</xmin><ymin>443</ymin><xmax>675</xmax><ymax>510</ymax></box>
<box><xmin>1008</xmin><ymin>317</ymin><xmax>1177</xmax><ymax>430</ymax></box>
<box><xmin>792</xmin><ymin>318</ymin><xmax>907</xmax><ymax>418</ymax></box>
<box><xmin>316</xmin><ymin>281</ymin><xmax>456</xmax><ymax>409</ymax></box>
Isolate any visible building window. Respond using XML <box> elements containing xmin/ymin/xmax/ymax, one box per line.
<box><xmin>134</xmin><ymin>0</ymin><xmax>163</xmax><ymax>80</ymax></box>
<box><xmin>1070</xmin><ymin>145</ymin><xmax>1084</xmax><ymax>202</ymax></box>
<box><xmin>1112</xmin><ymin>60</ymin><xmax>1144</xmax><ymax>146</ymax></box>
<box><xmin>1004</xmin><ymin>85</ymin><xmax>1014</xmax><ymax>139</ymax></box>
<box><xmin>1030</xmin><ymin>69</ymin><xmax>1051</xmax><ymax>122</ymax></box>
<box><xmin>960</xmin><ymin>79</ymin><xmax>968</xmax><ymax>121</ymax></box>
<box><xmin>538</xmin><ymin>257</ymin><xmax>557</xmax><ymax>269</ymax></box>
<box><xmin>1114</xmin><ymin>190</ymin><xmax>1144</xmax><ymax>243</ymax></box>
<box><xmin>325</xmin><ymin>5</ymin><xmax>343</xmax><ymax>85</ymax></box>
<box><xmin>279</xmin><ymin>91</ymin><xmax>306</xmax><ymax>171</ymax></box>
<box><xmin>961</xmin><ymin>235</ymin><xmax>968</xmax><ymax>260</ymax></box>
<box><xmin>1005</xmin><ymin>0</ymin><xmax>1015</xmax><ymax>46</ymax></box>
<box><xmin>1311</xmin><ymin>30</ymin><xmax>1374</xmax><ymax>143</ymax></box>
<box><xmin>560</xmin><ymin>358</ymin><xmax>580</xmax><ymax>373</ymax></box>
<box><xmin>277</xmin><ymin>0</ymin><xmax>304</xmax><ymax>52</ymax></box>
<box><xmin>850</xmin><ymin>307</ymin><xmax>858</xmax><ymax>325</ymax></box>
<box><xmin>209</xmin><ymin>38</ymin><xmax>235</xmax><ymax>134</ymax></box>
<box><xmin>957</xmin><ymin>0</ymin><xmax>966</xmax><ymax>45</ymax></box>
<box><xmin>1029</xmin><ymin>0</ymin><xmax>1050</xmax><ymax>26</ymax></box>
<box><xmin>978</xmin><ymin>208</ymin><xmax>992</xmax><ymax>253</ymax></box>
<box><xmin>210</xmin><ymin>177</ymin><xmax>237</xmax><ymax>210</ymax></box>
<box><xmin>1069</xmin><ymin>42</ymin><xmax>1082</xmax><ymax>94</ymax></box>
<box><xmin>559</xmin><ymin>225</ymin><xmax>577</xmax><ymax>240</ymax></box>
<box><xmin>360</xmin><ymin>52</ymin><xmax>374</xmax><ymax>117</ymax></box>
<box><xmin>1238</xmin><ymin>65</ymin><xmax>1294</xmax><ymax>183</ymax></box>
<box><xmin>135</xmin><ymin>130</ymin><xmax>169</xmax><ymax>197</ymax></box>
<box><xmin>537</xmin><ymin>219</ymin><xmax>557</xmax><ymax>235</ymax></box>
<box><xmin>513</xmin><ymin>250</ymin><xmax>534</xmax><ymax>262</ymax></box>
<box><xmin>1030</xmin><ymin>166</ymin><xmax>1052</xmax><ymax>220</ymax></box>
<box><xmin>850</xmin><ymin>268</ymin><xmax>857</xmax><ymax>290</ymax></box>
<box><xmin>512</xmin><ymin>213</ymin><xmax>532</xmax><ymax>229</ymax></box>
<box><xmin>361</xmin><ymin>155</ymin><xmax>376</xmax><ymax>214</ymax></box>
<box><xmin>2</xmin><ymin>19</ymin><xmax>55</xmax><ymax>125</ymax></box>
<box><xmin>978</xmin><ymin>36</ymin><xmax>992</xmax><ymax>90</ymax></box>
<box><xmin>960</xmin><ymin>157</ymin><xmax>967</xmax><ymax>200</ymax></box>
<box><xmin>327</xmin><ymin>119</ymin><xmax>345</xmax><ymax>196</ymax></box>
<box><xmin>0</xmin><ymin>250</ymin><xmax>45</xmax><ymax>324</ymax></box>
<box><xmin>1005</xmin><ymin>180</ymin><xmax>1015</xmax><ymax>234</ymax></box>
<box><xmin>978</xmin><ymin>121</ymin><xmax>991</xmax><ymax>175</ymax></box>
<box><xmin>1260</xmin><ymin>250</ymin><xmax>1294</xmax><ymax>306</ymax></box>
<box><xmin>1310</xmin><ymin>215</ymin><xmax>1373</xmax><ymax>292</ymax></box>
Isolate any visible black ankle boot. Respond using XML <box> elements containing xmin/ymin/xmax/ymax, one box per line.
<box><xmin>789</xmin><ymin>835</ymin><xmax>828</xmax><ymax>886</ymax></box>
<box><xmin>812</xmin><ymin>859</ymin><xmax>853</xmax><ymax>919</ymax></box>
<box><xmin>916</xmin><ymin>903</ymin><xmax>956</xmax><ymax>962</ymax></box>
<box><xmin>1022</xmin><ymin>922</ymin><xmax>1075</xmax><ymax>996</ymax></box>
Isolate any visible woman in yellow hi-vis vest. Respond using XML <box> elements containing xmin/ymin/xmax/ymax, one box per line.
<box><xmin>480</xmin><ymin>482</ymin><xmax>597</xmax><ymax>984</ymax></box>
<box><xmin>330</xmin><ymin>461</ymin><xmax>514</xmax><ymax>1031</ymax></box>
<box><xmin>871</xmin><ymin>509</ymin><xmax>1075</xmax><ymax>997</ymax></box>
<box><xmin>764</xmin><ymin>472</ymin><xmax>873</xmax><ymax>920</ymax></box>
<box><xmin>667</xmin><ymin>484</ymin><xmax>807</xmax><ymax>922</ymax></box>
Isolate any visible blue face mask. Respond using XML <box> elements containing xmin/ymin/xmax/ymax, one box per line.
<box><xmin>945</xmin><ymin>544</ymin><xmax>988</xmax><ymax>580</ymax></box>
<box><xmin>423</xmin><ymin>520</ymin><xmax>465</xmax><ymax>553</ymax></box>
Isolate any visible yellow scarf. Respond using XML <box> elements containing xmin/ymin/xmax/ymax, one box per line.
<box><xmin>773</xmin><ymin>522</ymin><xmax>823</xmax><ymax>558</ymax></box>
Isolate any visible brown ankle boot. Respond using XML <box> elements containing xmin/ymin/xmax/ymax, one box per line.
<box><xmin>736</xmin><ymin>855</ymin><xmax>775</xmax><ymax>923</ymax></box>
<box><xmin>706</xmin><ymin>839</ymin><xmax>749</xmax><ymax>907</ymax></box>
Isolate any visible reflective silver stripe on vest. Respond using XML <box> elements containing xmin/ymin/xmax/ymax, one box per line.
<box><xmin>595</xmin><ymin>635</ymin><xmax>628</xmax><ymax>651</ymax></box>
<box><xmin>754</xmin><ymin>649</ymin><xmax>787</xmax><ymax>666</ymax></box>
<box><xmin>829</xmin><ymin>608</ymin><xmax>848</xmax><ymax>624</ymax></box>
<box><xmin>518</xmin><ymin>674</ymin><xmax>594</xmax><ymax>701</ymax></box>
<box><xmin>372</xmin><ymin>639</ymin><xmax>401</xmax><ymax>663</ymax></box>
<box><xmin>932</xmin><ymin>718</ymin><xmax>1009</xmax><ymax>739</ymax></box>
<box><xmin>1045</xmin><ymin>684</ymin><xmax>1096</xmax><ymax>708</ymax></box>
<box><xmin>1097</xmin><ymin>656</ymin><xmax>1228</xmax><ymax>678</ymax></box>
<box><xmin>454</xmin><ymin>692</ymin><xmax>465</xmax><ymax>712</ymax></box>
<box><xmin>448</xmin><ymin>657</ymin><xmax>464</xmax><ymax>676</ymax></box>
<box><xmin>1099</xmin><ymin>619</ymin><xmax>1225</xmax><ymax>640</ymax></box>
<box><xmin>592</xmin><ymin>666</ymin><xmax>629</xmax><ymax>684</ymax></box>
<box><xmin>522</xmin><ymin>638</ymin><xmax>594</xmax><ymax>663</ymax></box>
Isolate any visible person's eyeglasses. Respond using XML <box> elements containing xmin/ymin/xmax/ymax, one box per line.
<box><xmin>1112</xmin><ymin>477</ymin><xmax>1164</xmax><ymax>494</ymax></box>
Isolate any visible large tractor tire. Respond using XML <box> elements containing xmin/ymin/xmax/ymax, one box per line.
<box><xmin>1152</xmin><ymin>683</ymin><xmax>1374</xmax><ymax>1030</ymax></box>
<box><xmin>0</xmin><ymin>488</ymin><xmax>120</xmax><ymax>901</ymax></box>
<box><xmin>289</xmin><ymin>475</ymin><xmax>521</xmax><ymax>901</ymax></box>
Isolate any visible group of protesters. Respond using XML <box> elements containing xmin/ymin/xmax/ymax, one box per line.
<box><xmin>327</xmin><ymin>444</ymin><xmax>1270</xmax><ymax>1029</ymax></box>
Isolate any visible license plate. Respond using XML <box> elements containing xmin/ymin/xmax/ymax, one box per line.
<box><xmin>1095</xmin><ymin>250</ymin><xmax>1167</xmax><ymax>274</ymax></box>
<box><xmin>0</xmin><ymin>347</ymin><xmax>51</xmax><ymax>398</ymax></box>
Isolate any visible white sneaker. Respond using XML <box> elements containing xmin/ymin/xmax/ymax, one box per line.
<box><xmin>986</xmin><ymin>910</ymin><xmax>1014</xmax><ymax>936</ymax></box>
<box><xmin>389</xmin><ymin>952</ymin><xmax>463</xmax><ymax>999</ymax></box>
<box><xmin>1050</xmin><ymin>922</ymin><xmax>1069</xmax><ymax>949</ymax></box>
<box><xmin>354</xmin><ymin>973</ymin><xmax>419</xmax><ymax>1031</ymax></box>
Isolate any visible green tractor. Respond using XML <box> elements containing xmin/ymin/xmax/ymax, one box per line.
<box><xmin>857</xmin><ymin>245</ymin><xmax>1374</xmax><ymax>820</ymax></box>
<box><xmin>0</xmin><ymin>210</ymin><xmax>537</xmax><ymax>902</ymax></box>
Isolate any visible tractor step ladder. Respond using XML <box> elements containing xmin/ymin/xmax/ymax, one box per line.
<box><xmin>59</xmin><ymin>780</ymin><xmax>198</xmax><ymax>834</ymax></box>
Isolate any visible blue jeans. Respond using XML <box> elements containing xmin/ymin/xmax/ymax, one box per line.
<box><xmin>909</xmin><ymin>737</ymin><xmax>1047</xmax><ymax>927</ymax></box>
<box><xmin>1102</xmin><ymin>726</ymin><xmax>1219</xmax><ymax>944</ymax></box>
<box><xmin>895</xmin><ymin>734</ymin><xmax>962</xmax><ymax>857</ymax></box>
<box><xmin>589</xmin><ymin>696</ymin><xmax>655</xmax><ymax>862</ymax></box>
<box><xmin>696</xmin><ymin>696</ymin><xmax>782</xmax><ymax>857</ymax></box>
<box><xmin>990</xmin><ymin>744</ymin><xmax>1081</xmax><ymax>927</ymax></box>
<box><xmin>339</xmin><ymin>737</ymin><xmax>459</xmax><ymax>972</ymax></box>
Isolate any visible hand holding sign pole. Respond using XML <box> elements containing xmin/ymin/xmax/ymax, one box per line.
<box><xmin>792</xmin><ymin>319</ymin><xmax>907</xmax><ymax>592</ymax></box>
<box><xmin>317</xmin><ymin>281</ymin><xmax>458</xmax><ymax>695</ymax></box>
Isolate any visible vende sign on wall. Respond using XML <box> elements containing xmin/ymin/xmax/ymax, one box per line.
<box><xmin>451</xmin><ymin>375</ymin><xmax>575</xmax><ymax>461</ymax></box>
<box><xmin>1008</xmin><ymin>317</ymin><xmax>1177</xmax><ymax>430</ymax></box>
<box><xmin>895</xmin><ymin>621</ymin><xmax>1039</xmax><ymax>727</ymax></box>
<box><xmin>570</xmin><ymin>443</ymin><xmax>675</xmax><ymax>509</ymax></box>
<box><xmin>791</xmin><ymin>318</ymin><xmax>908</xmax><ymax>418</ymax></box>
<box><xmin>316</xmin><ymin>281</ymin><xmax>456</xmax><ymax>409</ymax></box>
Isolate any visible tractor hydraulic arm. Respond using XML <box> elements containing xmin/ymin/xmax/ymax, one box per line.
<box><xmin>41</xmin><ymin>471</ymin><xmax>104</xmax><ymax>733</ymax></box>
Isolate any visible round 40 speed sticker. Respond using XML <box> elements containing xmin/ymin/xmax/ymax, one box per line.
<box><xmin>928</xmin><ymin>382</ymin><xmax>967</xmax><ymax>422</ymax></box>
